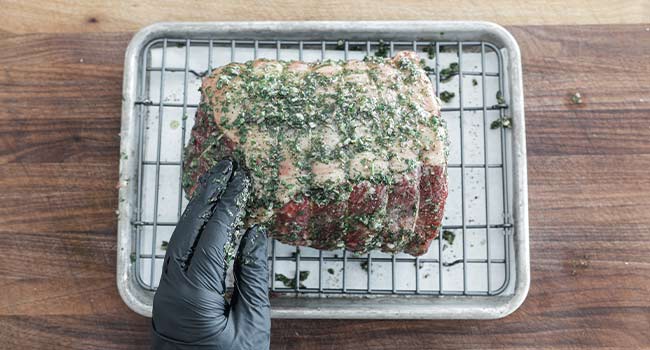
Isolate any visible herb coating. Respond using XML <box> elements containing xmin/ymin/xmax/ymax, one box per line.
<box><xmin>183</xmin><ymin>51</ymin><xmax>449</xmax><ymax>256</ymax></box>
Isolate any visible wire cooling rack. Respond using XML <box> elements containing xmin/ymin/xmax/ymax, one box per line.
<box><xmin>130</xmin><ymin>37</ymin><xmax>514</xmax><ymax>297</ymax></box>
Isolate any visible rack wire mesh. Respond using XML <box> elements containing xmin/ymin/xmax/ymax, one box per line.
<box><xmin>131</xmin><ymin>37</ymin><xmax>513</xmax><ymax>297</ymax></box>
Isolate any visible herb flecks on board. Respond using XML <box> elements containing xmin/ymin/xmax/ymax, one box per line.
<box><xmin>570</xmin><ymin>91</ymin><xmax>583</xmax><ymax>104</ymax></box>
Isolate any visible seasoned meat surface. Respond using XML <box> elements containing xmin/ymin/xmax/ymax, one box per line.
<box><xmin>182</xmin><ymin>51</ymin><xmax>448</xmax><ymax>256</ymax></box>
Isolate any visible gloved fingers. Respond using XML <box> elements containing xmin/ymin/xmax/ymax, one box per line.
<box><xmin>165</xmin><ymin>159</ymin><xmax>233</xmax><ymax>265</ymax></box>
<box><xmin>232</xmin><ymin>225</ymin><xmax>270</xmax><ymax>309</ymax></box>
<box><xmin>152</xmin><ymin>272</ymin><xmax>231</xmax><ymax>344</ymax></box>
<box><xmin>186</xmin><ymin>169</ymin><xmax>250</xmax><ymax>293</ymax></box>
<box><xmin>228</xmin><ymin>225</ymin><xmax>271</xmax><ymax>347</ymax></box>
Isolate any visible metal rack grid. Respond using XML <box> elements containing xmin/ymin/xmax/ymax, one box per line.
<box><xmin>131</xmin><ymin>37</ymin><xmax>513</xmax><ymax>297</ymax></box>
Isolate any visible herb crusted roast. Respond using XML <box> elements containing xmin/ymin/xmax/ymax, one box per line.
<box><xmin>182</xmin><ymin>51</ymin><xmax>448</xmax><ymax>256</ymax></box>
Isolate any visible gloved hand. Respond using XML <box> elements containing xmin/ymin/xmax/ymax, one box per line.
<box><xmin>151</xmin><ymin>159</ymin><xmax>271</xmax><ymax>350</ymax></box>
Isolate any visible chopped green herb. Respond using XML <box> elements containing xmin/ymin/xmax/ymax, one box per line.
<box><xmin>496</xmin><ymin>90</ymin><xmax>506</xmax><ymax>105</ymax></box>
<box><xmin>491</xmin><ymin>117</ymin><xmax>513</xmax><ymax>129</ymax></box>
<box><xmin>374</xmin><ymin>40</ymin><xmax>388</xmax><ymax>58</ymax></box>
<box><xmin>360</xmin><ymin>261</ymin><xmax>369</xmax><ymax>272</ymax></box>
<box><xmin>161</xmin><ymin>240</ymin><xmax>169</xmax><ymax>250</ymax></box>
<box><xmin>472</xmin><ymin>79</ymin><xmax>478</xmax><ymax>86</ymax></box>
<box><xmin>570</xmin><ymin>91</ymin><xmax>583</xmax><ymax>104</ymax></box>
<box><xmin>439</xmin><ymin>90</ymin><xmax>455</xmax><ymax>103</ymax></box>
<box><xmin>426</xmin><ymin>43</ymin><xmax>435</xmax><ymax>59</ymax></box>
<box><xmin>327</xmin><ymin>268</ymin><xmax>335</xmax><ymax>275</ymax></box>
<box><xmin>439</xmin><ymin>62</ymin><xmax>458</xmax><ymax>82</ymax></box>
<box><xmin>275</xmin><ymin>271</ymin><xmax>310</xmax><ymax>289</ymax></box>
<box><xmin>398</xmin><ymin>56</ymin><xmax>422</xmax><ymax>81</ymax></box>
<box><xmin>129</xmin><ymin>252</ymin><xmax>136</xmax><ymax>263</ymax></box>
<box><xmin>442</xmin><ymin>230</ymin><xmax>455</xmax><ymax>245</ymax></box>
<box><xmin>421</xmin><ymin>60</ymin><xmax>434</xmax><ymax>74</ymax></box>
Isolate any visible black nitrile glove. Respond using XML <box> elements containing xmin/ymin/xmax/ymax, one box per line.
<box><xmin>151</xmin><ymin>159</ymin><xmax>271</xmax><ymax>350</ymax></box>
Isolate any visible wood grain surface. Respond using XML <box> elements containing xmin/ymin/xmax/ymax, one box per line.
<box><xmin>2</xmin><ymin>0</ymin><xmax>649</xmax><ymax>34</ymax></box>
<box><xmin>1</xmin><ymin>23</ymin><xmax>650</xmax><ymax>349</ymax></box>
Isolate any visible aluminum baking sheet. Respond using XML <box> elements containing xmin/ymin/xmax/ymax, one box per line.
<box><xmin>117</xmin><ymin>21</ymin><xmax>529</xmax><ymax>319</ymax></box>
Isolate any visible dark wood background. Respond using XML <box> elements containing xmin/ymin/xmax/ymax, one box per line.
<box><xmin>1</xmin><ymin>13</ymin><xmax>649</xmax><ymax>350</ymax></box>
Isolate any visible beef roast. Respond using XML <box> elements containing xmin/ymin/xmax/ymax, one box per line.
<box><xmin>182</xmin><ymin>51</ymin><xmax>448</xmax><ymax>256</ymax></box>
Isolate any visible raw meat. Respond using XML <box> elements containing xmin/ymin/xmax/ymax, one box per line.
<box><xmin>182</xmin><ymin>51</ymin><xmax>448</xmax><ymax>256</ymax></box>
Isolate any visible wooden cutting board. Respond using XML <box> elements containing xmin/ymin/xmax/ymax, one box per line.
<box><xmin>1</xmin><ymin>1</ymin><xmax>649</xmax><ymax>349</ymax></box>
